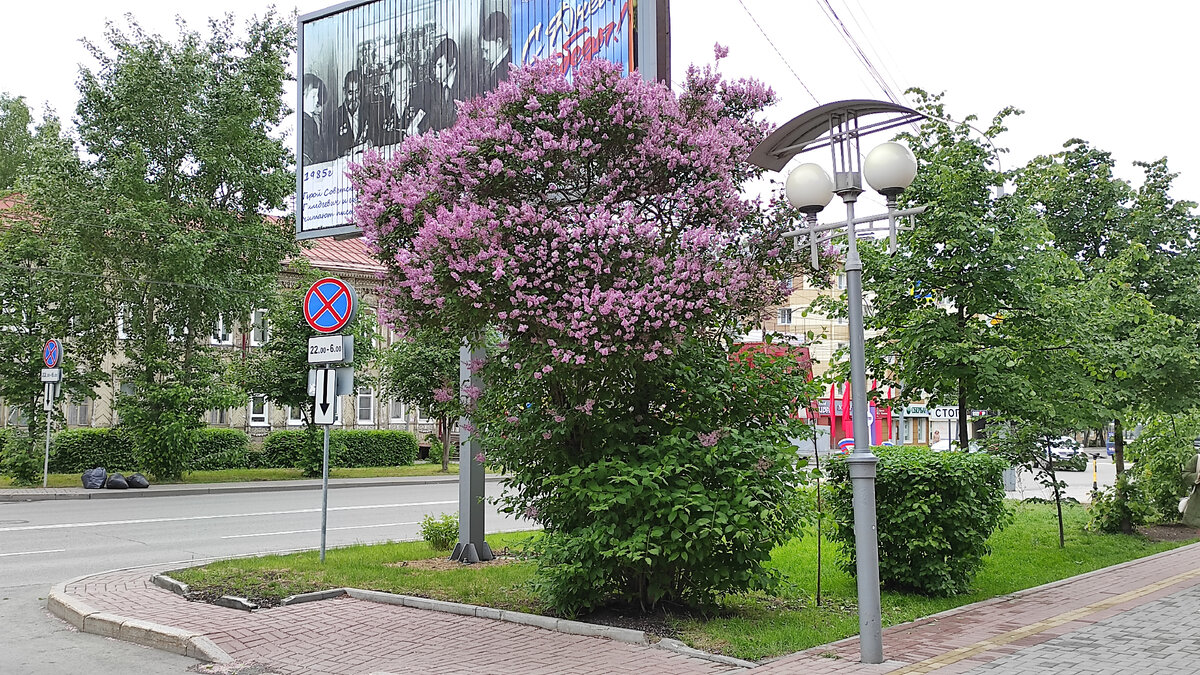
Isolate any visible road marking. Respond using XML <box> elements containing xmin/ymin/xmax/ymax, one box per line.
<box><xmin>0</xmin><ymin>548</ymin><xmax>66</xmax><ymax>558</ymax></box>
<box><xmin>221</xmin><ymin>521</ymin><xmax>422</xmax><ymax>539</ymax></box>
<box><xmin>890</xmin><ymin>565</ymin><xmax>1200</xmax><ymax>674</ymax></box>
<box><xmin>0</xmin><ymin>501</ymin><xmax>456</xmax><ymax>533</ymax></box>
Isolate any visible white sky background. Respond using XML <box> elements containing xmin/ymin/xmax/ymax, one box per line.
<box><xmin>2</xmin><ymin>0</ymin><xmax>1197</xmax><ymax>215</ymax></box>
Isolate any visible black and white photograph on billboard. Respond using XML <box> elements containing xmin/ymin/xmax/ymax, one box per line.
<box><xmin>298</xmin><ymin>0</ymin><xmax>513</xmax><ymax>237</ymax></box>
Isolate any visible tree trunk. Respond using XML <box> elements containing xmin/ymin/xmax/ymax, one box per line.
<box><xmin>440</xmin><ymin>417</ymin><xmax>450</xmax><ymax>472</ymax></box>
<box><xmin>1048</xmin><ymin>438</ymin><xmax>1065</xmax><ymax>548</ymax></box>
<box><xmin>957</xmin><ymin>381</ymin><xmax>969</xmax><ymax>449</ymax></box>
<box><xmin>1114</xmin><ymin>418</ymin><xmax>1132</xmax><ymax>535</ymax></box>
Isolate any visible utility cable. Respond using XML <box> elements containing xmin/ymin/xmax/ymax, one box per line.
<box><xmin>734</xmin><ymin>0</ymin><xmax>821</xmax><ymax>105</ymax></box>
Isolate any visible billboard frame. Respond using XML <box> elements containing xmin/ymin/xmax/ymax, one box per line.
<box><xmin>295</xmin><ymin>0</ymin><xmax>671</xmax><ymax>241</ymax></box>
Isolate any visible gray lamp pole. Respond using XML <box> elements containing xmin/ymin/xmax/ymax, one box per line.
<box><xmin>750</xmin><ymin>101</ymin><xmax>924</xmax><ymax>664</ymax></box>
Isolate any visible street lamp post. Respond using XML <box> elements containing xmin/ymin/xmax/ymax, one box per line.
<box><xmin>751</xmin><ymin>101</ymin><xmax>924</xmax><ymax>664</ymax></box>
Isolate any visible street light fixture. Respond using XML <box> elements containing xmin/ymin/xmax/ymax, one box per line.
<box><xmin>751</xmin><ymin>101</ymin><xmax>926</xmax><ymax>664</ymax></box>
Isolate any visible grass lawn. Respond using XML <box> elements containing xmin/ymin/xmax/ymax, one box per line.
<box><xmin>169</xmin><ymin>502</ymin><xmax>1196</xmax><ymax>661</ymax></box>
<box><xmin>0</xmin><ymin>462</ymin><xmax>461</xmax><ymax>488</ymax></box>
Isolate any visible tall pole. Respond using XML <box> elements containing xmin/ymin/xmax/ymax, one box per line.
<box><xmin>320</xmin><ymin>370</ymin><xmax>331</xmax><ymax>563</ymax></box>
<box><xmin>842</xmin><ymin>188</ymin><xmax>884</xmax><ymax>664</ymax></box>
<box><xmin>452</xmin><ymin>337</ymin><xmax>493</xmax><ymax>563</ymax></box>
<box><xmin>42</xmin><ymin>387</ymin><xmax>52</xmax><ymax>488</ymax></box>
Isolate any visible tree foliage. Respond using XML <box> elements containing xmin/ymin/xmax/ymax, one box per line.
<box><xmin>380</xmin><ymin>329</ymin><xmax>461</xmax><ymax>471</ymax></box>
<box><xmin>238</xmin><ymin>261</ymin><xmax>377</xmax><ymax>477</ymax></box>
<box><xmin>353</xmin><ymin>55</ymin><xmax>819</xmax><ymax>613</ymax></box>
<box><xmin>28</xmin><ymin>13</ymin><xmax>299</xmax><ymax>479</ymax></box>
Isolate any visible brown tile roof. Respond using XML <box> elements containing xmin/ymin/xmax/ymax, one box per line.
<box><xmin>300</xmin><ymin>233</ymin><xmax>384</xmax><ymax>276</ymax></box>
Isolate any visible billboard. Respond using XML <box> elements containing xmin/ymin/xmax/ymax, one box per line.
<box><xmin>297</xmin><ymin>0</ymin><xmax>658</xmax><ymax>240</ymax></box>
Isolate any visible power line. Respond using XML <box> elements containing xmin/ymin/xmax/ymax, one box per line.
<box><xmin>734</xmin><ymin>0</ymin><xmax>821</xmax><ymax>105</ymax></box>
<box><xmin>814</xmin><ymin>0</ymin><xmax>903</xmax><ymax>106</ymax></box>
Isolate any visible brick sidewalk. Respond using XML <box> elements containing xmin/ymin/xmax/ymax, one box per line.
<box><xmin>53</xmin><ymin>541</ymin><xmax>1200</xmax><ymax>674</ymax></box>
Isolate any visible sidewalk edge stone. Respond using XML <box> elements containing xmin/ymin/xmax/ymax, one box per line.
<box><xmin>151</xmin><ymin>572</ymin><xmax>188</xmax><ymax>596</ymax></box>
<box><xmin>656</xmin><ymin>637</ymin><xmax>758</xmax><ymax>669</ymax></box>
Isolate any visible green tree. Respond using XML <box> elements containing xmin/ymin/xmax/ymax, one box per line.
<box><xmin>0</xmin><ymin>112</ymin><xmax>113</xmax><ymax>484</ymax></box>
<box><xmin>380</xmin><ymin>329</ymin><xmax>461</xmax><ymax>472</ymax></box>
<box><xmin>0</xmin><ymin>93</ymin><xmax>36</xmax><ymax>192</ymax></box>
<box><xmin>32</xmin><ymin>13</ymin><xmax>298</xmax><ymax>479</ymax></box>
<box><xmin>1015</xmin><ymin>141</ymin><xmax>1200</xmax><ymax>480</ymax></box>
<box><xmin>238</xmin><ymin>262</ymin><xmax>377</xmax><ymax>477</ymax></box>
<box><xmin>842</xmin><ymin>90</ymin><xmax>1058</xmax><ymax>445</ymax></box>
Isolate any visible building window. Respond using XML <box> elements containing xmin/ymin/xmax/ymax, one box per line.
<box><xmin>837</xmin><ymin>273</ymin><xmax>847</xmax><ymax>289</ymax></box>
<box><xmin>356</xmin><ymin>387</ymin><xmax>375</xmax><ymax>425</ymax></box>
<box><xmin>211</xmin><ymin>316</ymin><xmax>232</xmax><ymax>346</ymax></box>
<box><xmin>116</xmin><ymin>305</ymin><xmax>131</xmax><ymax>340</ymax></box>
<box><xmin>286</xmin><ymin>405</ymin><xmax>304</xmax><ymax>426</ymax></box>
<box><xmin>249</xmin><ymin>395</ymin><xmax>270</xmax><ymax>426</ymax></box>
<box><xmin>782</xmin><ymin>277</ymin><xmax>794</xmax><ymax>291</ymax></box>
<box><xmin>388</xmin><ymin>399</ymin><xmax>407</xmax><ymax>423</ymax></box>
<box><xmin>777</xmin><ymin>308</ymin><xmax>793</xmax><ymax>325</ymax></box>
<box><xmin>250</xmin><ymin>309</ymin><xmax>269</xmax><ymax>346</ymax></box>
<box><xmin>207</xmin><ymin>408</ymin><xmax>230</xmax><ymax>426</ymax></box>
<box><xmin>67</xmin><ymin>399</ymin><xmax>92</xmax><ymax>427</ymax></box>
<box><xmin>416</xmin><ymin>407</ymin><xmax>435</xmax><ymax>424</ymax></box>
<box><xmin>6</xmin><ymin>406</ymin><xmax>28</xmax><ymax>428</ymax></box>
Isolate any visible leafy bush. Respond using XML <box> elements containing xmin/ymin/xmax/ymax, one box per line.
<box><xmin>1</xmin><ymin>434</ymin><xmax>43</xmax><ymax>486</ymax></box>
<box><xmin>332</xmin><ymin>430</ymin><xmax>419</xmax><ymax>467</ymax></box>
<box><xmin>482</xmin><ymin>339</ymin><xmax>818</xmax><ymax>616</ymax></box>
<box><xmin>826</xmin><ymin>446</ymin><xmax>1010</xmax><ymax>596</ymax></box>
<box><xmin>189</xmin><ymin>429</ymin><xmax>255</xmax><ymax>471</ymax></box>
<box><xmin>262</xmin><ymin>429</ymin><xmax>419</xmax><ymax>476</ymax></box>
<box><xmin>262</xmin><ymin>428</ymin><xmax>322</xmax><ymax>471</ymax></box>
<box><xmin>1126</xmin><ymin>414</ymin><xmax>1198</xmax><ymax>521</ymax></box>
<box><xmin>420</xmin><ymin>513</ymin><xmax>458</xmax><ymax>551</ymax></box>
<box><xmin>1087</xmin><ymin>474</ymin><xmax>1153</xmax><ymax>533</ymax></box>
<box><xmin>49</xmin><ymin>428</ymin><xmax>138</xmax><ymax>473</ymax></box>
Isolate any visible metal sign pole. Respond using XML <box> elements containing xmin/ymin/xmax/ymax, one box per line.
<box><xmin>42</xmin><ymin>383</ymin><xmax>53</xmax><ymax>488</ymax></box>
<box><xmin>321</xmin><ymin>362</ymin><xmax>331</xmax><ymax>562</ymax></box>
<box><xmin>320</xmin><ymin>411</ymin><xmax>331</xmax><ymax>563</ymax></box>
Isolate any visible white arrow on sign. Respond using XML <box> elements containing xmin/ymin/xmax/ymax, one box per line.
<box><xmin>313</xmin><ymin>368</ymin><xmax>336</xmax><ymax>425</ymax></box>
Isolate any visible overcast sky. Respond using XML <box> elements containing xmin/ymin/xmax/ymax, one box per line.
<box><xmin>3</xmin><ymin>1</ymin><xmax>1197</xmax><ymax>212</ymax></box>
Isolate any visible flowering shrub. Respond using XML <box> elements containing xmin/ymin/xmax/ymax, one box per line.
<box><xmin>353</xmin><ymin>51</ymin><xmax>819</xmax><ymax>614</ymax></box>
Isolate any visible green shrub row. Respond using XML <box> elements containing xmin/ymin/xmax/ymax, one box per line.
<box><xmin>264</xmin><ymin>429</ymin><xmax>419</xmax><ymax>469</ymax></box>
<box><xmin>826</xmin><ymin>446</ymin><xmax>1010</xmax><ymax>596</ymax></box>
<box><xmin>45</xmin><ymin>427</ymin><xmax>419</xmax><ymax>474</ymax></box>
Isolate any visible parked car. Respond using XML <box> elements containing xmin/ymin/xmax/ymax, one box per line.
<box><xmin>930</xmin><ymin>439</ymin><xmax>981</xmax><ymax>452</ymax></box>
<box><xmin>1048</xmin><ymin>436</ymin><xmax>1087</xmax><ymax>471</ymax></box>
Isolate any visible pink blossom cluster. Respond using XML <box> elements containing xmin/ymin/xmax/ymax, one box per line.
<box><xmin>352</xmin><ymin>55</ymin><xmax>795</xmax><ymax>363</ymax></box>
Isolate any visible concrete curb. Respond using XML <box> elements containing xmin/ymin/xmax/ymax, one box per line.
<box><xmin>656</xmin><ymin>638</ymin><xmax>758</xmax><ymax>669</ymax></box>
<box><xmin>0</xmin><ymin>474</ymin><xmax>505</xmax><ymax>502</ymax></box>
<box><xmin>46</xmin><ymin>583</ymin><xmax>233</xmax><ymax>664</ymax></box>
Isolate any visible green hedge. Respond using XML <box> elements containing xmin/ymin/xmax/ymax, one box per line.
<box><xmin>333</xmin><ymin>429</ymin><xmax>419</xmax><ymax>467</ymax></box>
<box><xmin>263</xmin><ymin>428</ymin><xmax>419</xmax><ymax>469</ymax></box>
<box><xmin>49</xmin><ymin>427</ymin><xmax>261</xmax><ymax>473</ymax></box>
<box><xmin>49</xmin><ymin>428</ymin><xmax>138</xmax><ymax>473</ymax></box>
<box><xmin>189</xmin><ymin>429</ymin><xmax>259</xmax><ymax>471</ymax></box>
<box><xmin>45</xmin><ymin>426</ymin><xmax>418</xmax><ymax>474</ymax></box>
<box><xmin>826</xmin><ymin>446</ymin><xmax>1010</xmax><ymax>596</ymax></box>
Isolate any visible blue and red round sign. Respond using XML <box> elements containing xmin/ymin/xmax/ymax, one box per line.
<box><xmin>304</xmin><ymin>277</ymin><xmax>358</xmax><ymax>334</ymax></box>
<box><xmin>43</xmin><ymin>338</ymin><xmax>61</xmax><ymax>368</ymax></box>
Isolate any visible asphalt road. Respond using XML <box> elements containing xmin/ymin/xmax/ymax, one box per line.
<box><xmin>0</xmin><ymin>480</ymin><xmax>526</xmax><ymax>674</ymax></box>
<box><xmin>1007</xmin><ymin>452</ymin><xmax>1120</xmax><ymax>503</ymax></box>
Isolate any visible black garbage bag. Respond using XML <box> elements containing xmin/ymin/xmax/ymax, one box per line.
<box><xmin>106</xmin><ymin>473</ymin><xmax>129</xmax><ymax>489</ymax></box>
<box><xmin>81</xmin><ymin>467</ymin><xmax>107</xmax><ymax>490</ymax></box>
<box><xmin>127</xmin><ymin>473</ymin><xmax>150</xmax><ymax>489</ymax></box>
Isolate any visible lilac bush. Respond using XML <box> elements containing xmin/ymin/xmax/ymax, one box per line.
<box><xmin>352</xmin><ymin>53</ymin><xmax>821</xmax><ymax>613</ymax></box>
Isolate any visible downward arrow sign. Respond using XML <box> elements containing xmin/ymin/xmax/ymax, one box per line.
<box><xmin>314</xmin><ymin>367</ymin><xmax>336</xmax><ymax>425</ymax></box>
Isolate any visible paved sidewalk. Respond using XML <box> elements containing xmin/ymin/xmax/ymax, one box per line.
<box><xmin>48</xmin><ymin>541</ymin><xmax>1200</xmax><ymax>674</ymax></box>
<box><xmin>0</xmin><ymin>474</ymin><xmax>503</xmax><ymax>502</ymax></box>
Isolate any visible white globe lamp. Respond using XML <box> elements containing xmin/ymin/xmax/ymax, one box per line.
<box><xmin>863</xmin><ymin>142</ymin><xmax>917</xmax><ymax>197</ymax></box>
<box><xmin>785</xmin><ymin>163</ymin><xmax>835</xmax><ymax>215</ymax></box>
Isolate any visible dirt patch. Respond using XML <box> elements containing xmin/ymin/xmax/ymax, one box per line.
<box><xmin>1137</xmin><ymin>523</ymin><xmax>1200</xmax><ymax>542</ymax></box>
<box><xmin>386</xmin><ymin>555</ymin><xmax>518</xmax><ymax>572</ymax></box>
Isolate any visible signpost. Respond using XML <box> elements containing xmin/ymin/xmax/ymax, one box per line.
<box><xmin>41</xmin><ymin>339</ymin><xmax>62</xmax><ymax>488</ymax></box>
<box><xmin>303</xmin><ymin>278</ymin><xmax>357</xmax><ymax>562</ymax></box>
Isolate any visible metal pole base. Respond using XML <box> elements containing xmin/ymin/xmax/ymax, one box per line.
<box><xmin>846</xmin><ymin>452</ymin><xmax>883</xmax><ymax>664</ymax></box>
<box><xmin>450</xmin><ymin>541</ymin><xmax>494</xmax><ymax>564</ymax></box>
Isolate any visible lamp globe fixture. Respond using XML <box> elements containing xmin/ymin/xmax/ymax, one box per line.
<box><xmin>785</xmin><ymin>163</ymin><xmax>835</xmax><ymax>215</ymax></box>
<box><xmin>863</xmin><ymin>141</ymin><xmax>917</xmax><ymax>197</ymax></box>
